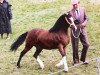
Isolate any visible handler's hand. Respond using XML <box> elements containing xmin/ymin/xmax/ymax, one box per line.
<box><xmin>80</xmin><ymin>23</ymin><xmax>86</xmax><ymax>28</ymax></box>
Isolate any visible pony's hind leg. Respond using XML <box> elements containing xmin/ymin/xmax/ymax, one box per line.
<box><xmin>33</xmin><ymin>47</ymin><xmax>44</xmax><ymax>69</ymax></box>
<box><xmin>17</xmin><ymin>45</ymin><xmax>33</xmax><ymax>68</ymax></box>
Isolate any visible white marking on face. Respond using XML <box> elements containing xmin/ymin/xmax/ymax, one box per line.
<box><xmin>69</xmin><ymin>17</ymin><xmax>77</xmax><ymax>31</ymax></box>
<box><xmin>69</xmin><ymin>17</ymin><xmax>75</xmax><ymax>26</ymax></box>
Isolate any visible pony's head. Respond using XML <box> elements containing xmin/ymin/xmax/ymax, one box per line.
<box><xmin>64</xmin><ymin>12</ymin><xmax>77</xmax><ymax>31</ymax></box>
<box><xmin>49</xmin><ymin>12</ymin><xmax>77</xmax><ymax>32</ymax></box>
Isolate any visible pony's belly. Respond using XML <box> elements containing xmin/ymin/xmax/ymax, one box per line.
<box><xmin>36</xmin><ymin>41</ymin><xmax>58</xmax><ymax>50</ymax></box>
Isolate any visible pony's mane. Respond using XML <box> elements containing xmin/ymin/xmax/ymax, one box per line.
<box><xmin>49</xmin><ymin>14</ymin><xmax>69</xmax><ymax>32</ymax></box>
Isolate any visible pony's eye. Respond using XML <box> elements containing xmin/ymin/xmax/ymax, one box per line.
<box><xmin>68</xmin><ymin>18</ymin><xmax>72</xmax><ymax>23</ymax></box>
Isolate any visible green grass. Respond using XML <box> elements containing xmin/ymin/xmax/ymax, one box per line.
<box><xmin>0</xmin><ymin>0</ymin><xmax>100</xmax><ymax>75</ymax></box>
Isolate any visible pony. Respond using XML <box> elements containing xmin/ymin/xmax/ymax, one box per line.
<box><xmin>10</xmin><ymin>12</ymin><xmax>77</xmax><ymax>71</ymax></box>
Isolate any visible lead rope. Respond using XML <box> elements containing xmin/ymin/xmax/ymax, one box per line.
<box><xmin>72</xmin><ymin>27</ymin><xmax>81</xmax><ymax>38</ymax></box>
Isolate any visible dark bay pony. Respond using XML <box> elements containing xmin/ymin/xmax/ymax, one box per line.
<box><xmin>10</xmin><ymin>12</ymin><xmax>77</xmax><ymax>71</ymax></box>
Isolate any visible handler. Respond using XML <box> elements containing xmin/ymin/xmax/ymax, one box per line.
<box><xmin>69</xmin><ymin>0</ymin><xmax>89</xmax><ymax>65</ymax></box>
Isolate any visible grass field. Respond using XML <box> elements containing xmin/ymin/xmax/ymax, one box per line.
<box><xmin>0</xmin><ymin>0</ymin><xmax>100</xmax><ymax>75</ymax></box>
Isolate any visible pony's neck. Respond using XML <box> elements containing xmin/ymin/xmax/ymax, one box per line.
<box><xmin>59</xmin><ymin>27</ymin><xmax>69</xmax><ymax>34</ymax></box>
<box><xmin>49</xmin><ymin>26</ymin><xmax>69</xmax><ymax>35</ymax></box>
<box><xmin>49</xmin><ymin>14</ymin><xmax>69</xmax><ymax>33</ymax></box>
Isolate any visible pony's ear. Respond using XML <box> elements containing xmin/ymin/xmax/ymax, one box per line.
<box><xmin>66</xmin><ymin>12</ymin><xmax>69</xmax><ymax>15</ymax></box>
<box><xmin>68</xmin><ymin>12</ymin><xmax>72</xmax><ymax>16</ymax></box>
<box><xmin>64</xmin><ymin>12</ymin><xmax>69</xmax><ymax>16</ymax></box>
<box><xmin>64</xmin><ymin>12</ymin><xmax>71</xmax><ymax>17</ymax></box>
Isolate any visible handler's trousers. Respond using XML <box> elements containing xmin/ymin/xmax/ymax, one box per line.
<box><xmin>71</xmin><ymin>32</ymin><xmax>89</xmax><ymax>64</ymax></box>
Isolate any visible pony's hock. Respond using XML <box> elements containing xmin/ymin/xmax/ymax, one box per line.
<box><xmin>10</xmin><ymin>12</ymin><xmax>77</xmax><ymax>71</ymax></box>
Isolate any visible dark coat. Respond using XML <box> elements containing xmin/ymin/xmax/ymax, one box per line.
<box><xmin>0</xmin><ymin>0</ymin><xmax>12</xmax><ymax>34</ymax></box>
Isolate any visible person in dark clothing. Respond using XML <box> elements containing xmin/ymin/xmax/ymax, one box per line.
<box><xmin>0</xmin><ymin>0</ymin><xmax>12</xmax><ymax>38</ymax></box>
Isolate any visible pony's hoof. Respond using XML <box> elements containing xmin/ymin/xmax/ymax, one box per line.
<box><xmin>40</xmin><ymin>64</ymin><xmax>44</xmax><ymax>70</ymax></box>
<box><xmin>17</xmin><ymin>66</ymin><xmax>21</xmax><ymax>68</ymax></box>
<box><xmin>64</xmin><ymin>68</ymin><xmax>68</xmax><ymax>72</ymax></box>
<box><xmin>17</xmin><ymin>64</ymin><xmax>21</xmax><ymax>68</ymax></box>
<box><xmin>38</xmin><ymin>67</ymin><xmax>44</xmax><ymax>70</ymax></box>
<box><xmin>41</xmin><ymin>66</ymin><xmax>44</xmax><ymax>70</ymax></box>
<box><xmin>55</xmin><ymin>64</ymin><xmax>60</xmax><ymax>68</ymax></box>
<box><xmin>55</xmin><ymin>64</ymin><xmax>62</xmax><ymax>68</ymax></box>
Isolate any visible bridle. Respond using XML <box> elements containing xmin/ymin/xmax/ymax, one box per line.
<box><xmin>65</xmin><ymin>14</ymin><xmax>81</xmax><ymax>38</ymax></box>
<box><xmin>65</xmin><ymin>15</ymin><xmax>77</xmax><ymax>31</ymax></box>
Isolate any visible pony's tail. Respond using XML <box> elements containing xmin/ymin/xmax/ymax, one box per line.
<box><xmin>10</xmin><ymin>32</ymin><xmax>28</xmax><ymax>51</ymax></box>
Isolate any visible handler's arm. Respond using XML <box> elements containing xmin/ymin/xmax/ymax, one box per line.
<box><xmin>82</xmin><ymin>8</ymin><xmax>88</xmax><ymax>27</ymax></box>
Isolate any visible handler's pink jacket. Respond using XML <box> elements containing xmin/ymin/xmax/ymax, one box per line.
<box><xmin>69</xmin><ymin>7</ymin><xmax>88</xmax><ymax>35</ymax></box>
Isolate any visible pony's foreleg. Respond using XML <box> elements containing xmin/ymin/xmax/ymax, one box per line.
<box><xmin>33</xmin><ymin>48</ymin><xmax>44</xmax><ymax>69</ymax></box>
<box><xmin>56</xmin><ymin>45</ymin><xmax>68</xmax><ymax>71</ymax></box>
<box><xmin>63</xmin><ymin>56</ymin><xmax>68</xmax><ymax>71</ymax></box>
<box><xmin>56</xmin><ymin>56</ymin><xmax>68</xmax><ymax>71</ymax></box>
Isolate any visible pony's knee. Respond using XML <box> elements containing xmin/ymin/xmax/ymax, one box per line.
<box><xmin>61</xmin><ymin>53</ymin><xmax>66</xmax><ymax>57</ymax></box>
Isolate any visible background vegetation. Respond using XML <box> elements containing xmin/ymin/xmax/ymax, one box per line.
<box><xmin>0</xmin><ymin>0</ymin><xmax>100</xmax><ymax>75</ymax></box>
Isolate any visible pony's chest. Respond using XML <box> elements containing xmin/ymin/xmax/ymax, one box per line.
<box><xmin>60</xmin><ymin>35</ymin><xmax>70</xmax><ymax>45</ymax></box>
